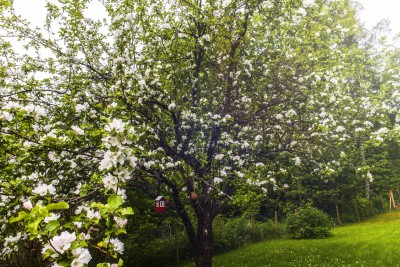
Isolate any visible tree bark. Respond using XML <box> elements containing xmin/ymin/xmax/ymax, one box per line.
<box><xmin>195</xmin><ymin>208</ymin><xmax>214</xmax><ymax>267</ymax></box>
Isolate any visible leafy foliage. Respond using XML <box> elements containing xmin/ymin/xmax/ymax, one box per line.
<box><xmin>286</xmin><ymin>205</ymin><xmax>332</xmax><ymax>239</ymax></box>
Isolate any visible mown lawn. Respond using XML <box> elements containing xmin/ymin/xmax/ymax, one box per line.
<box><xmin>180</xmin><ymin>210</ymin><xmax>400</xmax><ymax>266</ymax></box>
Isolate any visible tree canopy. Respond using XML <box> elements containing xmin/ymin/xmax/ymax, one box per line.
<box><xmin>1</xmin><ymin>0</ymin><xmax>400</xmax><ymax>266</ymax></box>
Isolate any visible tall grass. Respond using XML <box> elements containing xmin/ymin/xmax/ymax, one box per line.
<box><xmin>180</xmin><ymin>210</ymin><xmax>400</xmax><ymax>266</ymax></box>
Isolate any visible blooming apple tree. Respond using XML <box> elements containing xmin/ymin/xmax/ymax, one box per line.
<box><xmin>1</xmin><ymin>0</ymin><xmax>398</xmax><ymax>266</ymax></box>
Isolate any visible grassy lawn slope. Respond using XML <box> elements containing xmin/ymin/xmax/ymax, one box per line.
<box><xmin>182</xmin><ymin>210</ymin><xmax>400</xmax><ymax>266</ymax></box>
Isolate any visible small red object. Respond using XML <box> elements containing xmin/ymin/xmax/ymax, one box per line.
<box><xmin>190</xmin><ymin>192</ymin><xmax>199</xmax><ymax>201</ymax></box>
<box><xmin>155</xmin><ymin>196</ymin><xmax>167</xmax><ymax>213</ymax></box>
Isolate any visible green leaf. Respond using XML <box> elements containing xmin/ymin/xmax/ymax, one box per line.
<box><xmin>119</xmin><ymin>207</ymin><xmax>134</xmax><ymax>216</ymax></box>
<box><xmin>46</xmin><ymin>202</ymin><xmax>69</xmax><ymax>211</ymax></box>
<box><xmin>44</xmin><ymin>220</ymin><xmax>60</xmax><ymax>232</ymax></box>
<box><xmin>28</xmin><ymin>217</ymin><xmax>43</xmax><ymax>235</ymax></box>
<box><xmin>91</xmin><ymin>202</ymin><xmax>105</xmax><ymax>209</ymax></box>
<box><xmin>107</xmin><ymin>194</ymin><xmax>123</xmax><ymax>209</ymax></box>
<box><xmin>10</xmin><ymin>211</ymin><xmax>28</xmax><ymax>223</ymax></box>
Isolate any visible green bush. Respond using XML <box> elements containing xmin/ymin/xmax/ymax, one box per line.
<box><xmin>213</xmin><ymin>217</ymin><xmax>278</xmax><ymax>254</ymax></box>
<box><xmin>286</xmin><ymin>205</ymin><xmax>332</xmax><ymax>239</ymax></box>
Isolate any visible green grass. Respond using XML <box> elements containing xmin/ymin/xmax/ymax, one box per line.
<box><xmin>180</xmin><ymin>210</ymin><xmax>400</xmax><ymax>266</ymax></box>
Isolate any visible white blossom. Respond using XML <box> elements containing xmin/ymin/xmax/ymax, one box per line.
<box><xmin>222</xmin><ymin>0</ymin><xmax>231</xmax><ymax>8</ymax></box>
<box><xmin>374</xmin><ymin>127</ymin><xmax>388</xmax><ymax>135</ymax></box>
<box><xmin>114</xmin><ymin>216</ymin><xmax>128</xmax><ymax>228</ymax></box>
<box><xmin>22</xmin><ymin>200</ymin><xmax>33</xmax><ymax>210</ymax></box>
<box><xmin>45</xmin><ymin>231</ymin><xmax>76</xmax><ymax>255</ymax></box>
<box><xmin>86</xmin><ymin>209</ymin><xmax>101</xmax><ymax>220</ymax></box>
<box><xmin>32</xmin><ymin>184</ymin><xmax>56</xmax><ymax>196</ymax></box>
<box><xmin>214</xmin><ymin>177</ymin><xmax>223</xmax><ymax>184</ymax></box>
<box><xmin>215</xmin><ymin>154</ymin><xmax>224</xmax><ymax>160</ymax></box>
<box><xmin>336</xmin><ymin>126</ymin><xmax>345</xmax><ymax>133</ymax></box>
<box><xmin>102</xmin><ymin>174</ymin><xmax>119</xmax><ymax>192</ymax></box>
<box><xmin>367</xmin><ymin>172</ymin><xmax>373</xmax><ymax>182</ymax></box>
<box><xmin>71</xmin><ymin>125</ymin><xmax>84</xmax><ymax>135</ymax></box>
<box><xmin>71</xmin><ymin>248</ymin><xmax>92</xmax><ymax>267</ymax></box>
<box><xmin>303</xmin><ymin>0</ymin><xmax>315</xmax><ymax>7</ymax></box>
<box><xmin>0</xmin><ymin>111</ymin><xmax>13</xmax><ymax>121</ymax></box>
<box><xmin>168</xmin><ymin>102</ymin><xmax>176</xmax><ymax>110</ymax></box>
<box><xmin>99</xmin><ymin>151</ymin><xmax>113</xmax><ymax>171</ymax></box>
<box><xmin>75</xmin><ymin>103</ymin><xmax>88</xmax><ymax>113</ymax></box>
<box><xmin>105</xmin><ymin>118</ymin><xmax>126</xmax><ymax>133</ymax></box>
<box><xmin>110</xmin><ymin>238</ymin><xmax>124</xmax><ymax>254</ymax></box>
<box><xmin>44</xmin><ymin>213</ymin><xmax>60</xmax><ymax>223</ymax></box>
<box><xmin>294</xmin><ymin>156</ymin><xmax>301</xmax><ymax>166</ymax></box>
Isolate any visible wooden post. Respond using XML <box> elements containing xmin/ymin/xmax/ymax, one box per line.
<box><xmin>397</xmin><ymin>187</ymin><xmax>400</xmax><ymax>202</ymax></box>
<box><xmin>274</xmin><ymin>210</ymin><xmax>279</xmax><ymax>233</ymax></box>
<box><xmin>354</xmin><ymin>204</ymin><xmax>360</xmax><ymax>222</ymax></box>
<box><xmin>389</xmin><ymin>190</ymin><xmax>396</xmax><ymax>209</ymax></box>
<box><xmin>336</xmin><ymin>204</ymin><xmax>342</xmax><ymax>225</ymax></box>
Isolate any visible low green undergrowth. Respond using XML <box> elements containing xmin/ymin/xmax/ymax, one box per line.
<box><xmin>179</xmin><ymin>210</ymin><xmax>400</xmax><ymax>266</ymax></box>
<box><xmin>286</xmin><ymin>205</ymin><xmax>333</xmax><ymax>239</ymax></box>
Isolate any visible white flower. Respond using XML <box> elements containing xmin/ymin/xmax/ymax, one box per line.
<box><xmin>105</xmin><ymin>118</ymin><xmax>126</xmax><ymax>133</ymax></box>
<box><xmin>44</xmin><ymin>213</ymin><xmax>60</xmax><ymax>223</ymax></box>
<box><xmin>99</xmin><ymin>151</ymin><xmax>113</xmax><ymax>171</ymax></box>
<box><xmin>47</xmin><ymin>231</ymin><xmax>76</xmax><ymax>254</ymax></box>
<box><xmin>214</xmin><ymin>177</ymin><xmax>223</xmax><ymax>184</ymax></box>
<box><xmin>294</xmin><ymin>156</ymin><xmax>301</xmax><ymax>166</ymax></box>
<box><xmin>0</xmin><ymin>111</ymin><xmax>13</xmax><ymax>121</ymax></box>
<box><xmin>297</xmin><ymin>7</ymin><xmax>307</xmax><ymax>16</ymax></box>
<box><xmin>75</xmin><ymin>103</ymin><xmax>88</xmax><ymax>113</ymax></box>
<box><xmin>236</xmin><ymin>171</ymin><xmax>244</xmax><ymax>178</ymax></box>
<box><xmin>215</xmin><ymin>154</ymin><xmax>224</xmax><ymax>160</ymax></box>
<box><xmin>24</xmin><ymin>104</ymin><xmax>35</xmax><ymax>113</ymax></box>
<box><xmin>71</xmin><ymin>125</ymin><xmax>84</xmax><ymax>135</ymax></box>
<box><xmin>74</xmin><ymin>222</ymin><xmax>83</xmax><ymax>229</ymax></box>
<box><xmin>71</xmin><ymin>248</ymin><xmax>92</xmax><ymax>267</ymax></box>
<box><xmin>255</xmin><ymin>135</ymin><xmax>263</xmax><ymax>141</ymax></box>
<box><xmin>110</xmin><ymin>238</ymin><xmax>124</xmax><ymax>254</ymax></box>
<box><xmin>168</xmin><ymin>102</ymin><xmax>176</xmax><ymax>110</ymax></box>
<box><xmin>22</xmin><ymin>200</ymin><xmax>33</xmax><ymax>210</ymax></box>
<box><xmin>367</xmin><ymin>172</ymin><xmax>373</xmax><ymax>182</ymax></box>
<box><xmin>303</xmin><ymin>0</ymin><xmax>315</xmax><ymax>7</ymax></box>
<box><xmin>336</xmin><ymin>126</ymin><xmax>345</xmax><ymax>133</ymax></box>
<box><xmin>86</xmin><ymin>209</ymin><xmax>101</xmax><ymax>220</ymax></box>
<box><xmin>129</xmin><ymin>156</ymin><xmax>138</xmax><ymax>168</ymax></box>
<box><xmin>32</xmin><ymin>184</ymin><xmax>56</xmax><ymax>196</ymax></box>
<box><xmin>114</xmin><ymin>216</ymin><xmax>128</xmax><ymax>228</ymax></box>
<box><xmin>374</xmin><ymin>127</ymin><xmax>388</xmax><ymax>135</ymax></box>
<box><xmin>364</xmin><ymin>121</ymin><xmax>373</xmax><ymax>127</ymax></box>
<box><xmin>114</xmin><ymin>169</ymin><xmax>131</xmax><ymax>181</ymax></box>
<box><xmin>222</xmin><ymin>0</ymin><xmax>231</xmax><ymax>8</ymax></box>
<box><xmin>48</xmin><ymin>151</ymin><xmax>60</xmax><ymax>162</ymax></box>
